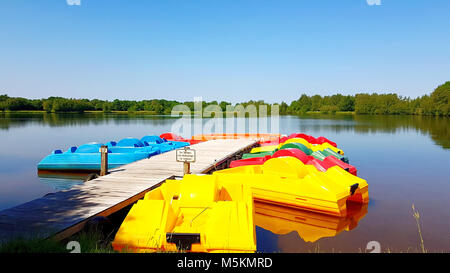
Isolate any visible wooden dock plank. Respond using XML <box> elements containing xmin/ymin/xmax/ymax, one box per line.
<box><xmin>0</xmin><ymin>139</ymin><xmax>257</xmax><ymax>242</ymax></box>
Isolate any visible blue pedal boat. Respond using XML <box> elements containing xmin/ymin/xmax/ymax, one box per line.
<box><xmin>140</xmin><ymin>135</ymin><xmax>190</xmax><ymax>152</ymax></box>
<box><xmin>37</xmin><ymin>142</ymin><xmax>158</xmax><ymax>172</ymax></box>
<box><xmin>37</xmin><ymin>136</ymin><xmax>189</xmax><ymax>172</ymax></box>
<box><xmin>107</xmin><ymin>136</ymin><xmax>189</xmax><ymax>154</ymax></box>
<box><xmin>106</xmin><ymin>138</ymin><xmax>160</xmax><ymax>154</ymax></box>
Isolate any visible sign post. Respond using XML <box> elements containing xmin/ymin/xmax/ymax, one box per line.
<box><xmin>176</xmin><ymin>147</ymin><xmax>196</xmax><ymax>175</ymax></box>
<box><xmin>99</xmin><ymin>145</ymin><xmax>108</xmax><ymax>176</ymax></box>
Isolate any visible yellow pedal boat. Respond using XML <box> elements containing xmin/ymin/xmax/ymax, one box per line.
<box><xmin>112</xmin><ymin>176</ymin><xmax>256</xmax><ymax>253</ymax></box>
<box><xmin>214</xmin><ymin>157</ymin><xmax>369</xmax><ymax>216</ymax></box>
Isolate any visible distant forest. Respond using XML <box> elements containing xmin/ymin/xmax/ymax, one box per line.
<box><xmin>1</xmin><ymin>81</ymin><xmax>449</xmax><ymax>116</ymax></box>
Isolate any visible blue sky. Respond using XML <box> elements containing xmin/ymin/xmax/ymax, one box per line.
<box><xmin>0</xmin><ymin>0</ymin><xmax>449</xmax><ymax>103</ymax></box>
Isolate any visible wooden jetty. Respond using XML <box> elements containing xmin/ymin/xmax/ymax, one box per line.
<box><xmin>0</xmin><ymin>139</ymin><xmax>257</xmax><ymax>242</ymax></box>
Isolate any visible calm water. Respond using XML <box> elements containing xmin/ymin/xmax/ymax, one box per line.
<box><xmin>0</xmin><ymin>112</ymin><xmax>449</xmax><ymax>252</ymax></box>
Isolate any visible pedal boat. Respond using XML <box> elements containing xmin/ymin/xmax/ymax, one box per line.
<box><xmin>37</xmin><ymin>136</ymin><xmax>189</xmax><ymax>172</ymax></box>
<box><xmin>214</xmin><ymin>157</ymin><xmax>368</xmax><ymax>217</ymax></box>
<box><xmin>231</xmin><ymin>148</ymin><xmax>357</xmax><ymax>175</ymax></box>
<box><xmin>251</xmin><ymin>138</ymin><xmax>344</xmax><ymax>155</ymax></box>
<box><xmin>112</xmin><ymin>176</ymin><xmax>256</xmax><ymax>253</ymax></box>
<box><xmin>159</xmin><ymin>133</ymin><xmax>203</xmax><ymax>145</ymax></box>
<box><xmin>37</xmin><ymin>142</ymin><xmax>157</xmax><ymax>172</ymax></box>
<box><xmin>108</xmin><ymin>136</ymin><xmax>189</xmax><ymax>154</ymax></box>
<box><xmin>140</xmin><ymin>135</ymin><xmax>190</xmax><ymax>152</ymax></box>
<box><xmin>243</xmin><ymin>142</ymin><xmax>349</xmax><ymax>164</ymax></box>
<box><xmin>259</xmin><ymin>133</ymin><xmax>337</xmax><ymax>147</ymax></box>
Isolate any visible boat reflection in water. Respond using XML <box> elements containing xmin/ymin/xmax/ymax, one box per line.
<box><xmin>37</xmin><ymin>170</ymin><xmax>89</xmax><ymax>191</ymax></box>
<box><xmin>254</xmin><ymin>201</ymin><xmax>368</xmax><ymax>243</ymax></box>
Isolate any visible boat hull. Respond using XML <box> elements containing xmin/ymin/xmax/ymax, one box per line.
<box><xmin>37</xmin><ymin>152</ymin><xmax>154</xmax><ymax>171</ymax></box>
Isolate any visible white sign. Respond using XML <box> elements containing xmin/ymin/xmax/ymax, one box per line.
<box><xmin>176</xmin><ymin>148</ymin><xmax>196</xmax><ymax>163</ymax></box>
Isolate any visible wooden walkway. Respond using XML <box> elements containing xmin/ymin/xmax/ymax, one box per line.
<box><xmin>0</xmin><ymin>139</ymin><xmax>257</xmax><ymax>242</ymax></box>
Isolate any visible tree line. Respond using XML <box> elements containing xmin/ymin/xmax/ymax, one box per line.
<box><xmin>1</xmin><ymin>82</ymin><xmax>448</xmax><ymax>116</ymax></box>
<box><xmin>284</xmin><ymin>81</ymin><xmax>449</xmax><ymax>116</ymax></box>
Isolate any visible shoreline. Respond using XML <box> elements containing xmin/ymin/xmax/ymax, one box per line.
<box><xmin>2</xmin><ymin>110</ymin><xmax>449</xmax><ymax>117</ymax></box>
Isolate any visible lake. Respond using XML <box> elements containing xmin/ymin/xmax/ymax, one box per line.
<box><xmin>0</xmin><ymin>112</ymin><xmax>449</xmax><ymax>252</ymax></box>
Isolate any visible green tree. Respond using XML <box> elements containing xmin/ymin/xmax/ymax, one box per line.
<box><xmin>42</xmin><ymin>100</ymin><xmax>52</xmax><ymax>112</ymax></box>
<box><xmin>310</xmin><ymin>95</ymin><xmax>322</xmax><ymax>111</ymax></box>
<box><xmin>338</xmin><ymin>95</ymin><xmax>355</xmax><ymax>111</ymax></box>
<box><xmin>355</xmin><ymin>93</ymin><xmax>377</xmax><ymax>114</ymax></box>
<box><xmin>279</xmin><ymin>102</ymin><xmax>288</xmax><ymax>115</ymax></box>
<box><xmin>102</xmin><ymin>102</ymin><xmax>111</xmax><ymax>113</ymax></box>
<box><xmin>127</xmin><ymin>105</ymin><xmax>137</xmax><ymax>113</ymax></box>
<box><xmin>288</xmin><ymin>94</ymin><xmax>312</xmax><ymax>114</ymax></box>
<box><xmin>297</xmin><ymin>94</ymin><xmax>312</xmax><ymax>113</ymax></box>
<box><xmin>0</xmin><ymin>95</ymin><xmax>9</xmax><ymax>111</ymax></box>
<box><xmin>431</xmin><ymin>81</ymin><xmax>450</xmax><ymax>116</ymax></box>
<box><xmin>4</xmin><ymin>97</ymin><xmax>35</xmax><ymax>110</ymax></box>
<box><xmin>150</xmin><ymin>100</ymin><xmax>164</xmax><ymax>114</ymax></box>
<box><xmin>320</xmin><ymin>105</ymin><xmax>339</xmax><ymax>114</ymax></box>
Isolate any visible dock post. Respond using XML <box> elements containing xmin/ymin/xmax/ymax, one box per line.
<box><xmin>183</xmin><ymin>162</ymin><xmax>191</xmax><ymax>175</ymax></box>
<box><xmin>100</xmin><ymin>145</ymin><xmax>108</xmax><ymax>176</ymax></box>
